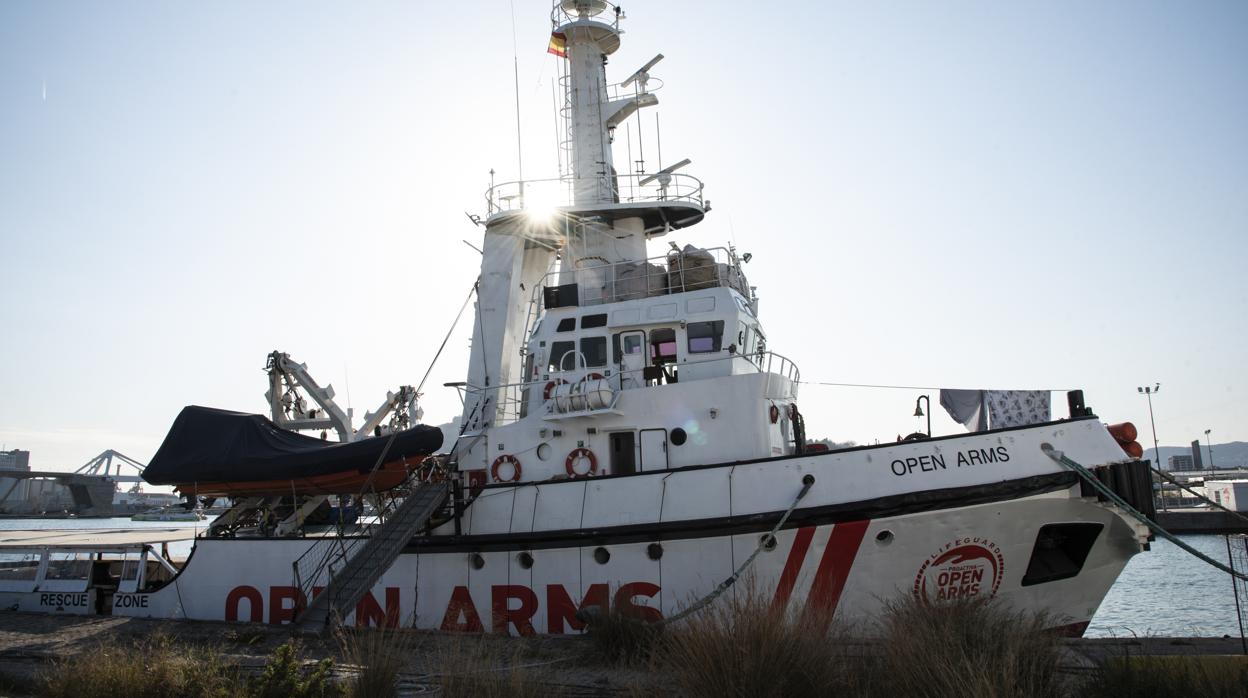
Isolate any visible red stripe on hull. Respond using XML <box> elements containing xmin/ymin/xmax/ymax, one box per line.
<box><xmin>772</xmin><ymin>526</ymin><xmax>815</xmax><ymax>612</ymax></box>
<box><xmin>806</xmin><ymin>519</ymin><xmax>870</xmax><ymax>620</ymax></box>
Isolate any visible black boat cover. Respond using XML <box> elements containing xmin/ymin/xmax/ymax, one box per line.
<box><xmin>142</xmin><ymin>405</ymin><xmax>444</xmax><ymax>485</ymax></box>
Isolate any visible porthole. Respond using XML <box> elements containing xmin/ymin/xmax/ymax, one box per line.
<box><xmin>647</xmin><ymin>543</ymin><xmax>664</xmax><ymax>560</ymax></box>
<box><xmin>517</xmin><ymin>551</ymin><xmax>534</xmax><ymax>569</ymax></box>
<box><xmin>760</xmin><ymin>533</ymin><xmax>777</xmax><ymax>551</ymax></box>
<box><xmin>536</xmin><ymin>443</ymin><xmax>552</xmax><ymax>461</ymax></box>
<box><xmin>470</xmin><ymin>553</ymin><xmax>485</xmax><ymax>570</ymax></box>
<box><xmin>875</xmin><ymin>530</ymin><xmax>894</xmax><ymax>546</ymax></box>
<box><xmin>593</xmin><ymin>547</ymin><xmax>611</xmax><ymax>565</ymax></box>
<box><xmin>670</xmin><ymin>427</ymin><xmax>688</xmax><ymax>446</ymax></box>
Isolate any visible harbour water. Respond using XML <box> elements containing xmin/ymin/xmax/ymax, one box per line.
<box><xmin>1085</xmin><ymin>534</ymin><xmax>1246</xmax><ymax>638</ymax></box>
<box><xmin>1</xmin><ymin>518</ymin><xmax>1243</xmax><ymax>638</ymax></box>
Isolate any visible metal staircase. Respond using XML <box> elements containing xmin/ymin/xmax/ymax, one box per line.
<box><xmin>293</xmin><ymin>480</ymin><xmax>449</xmax><ymax>630</ymax></box>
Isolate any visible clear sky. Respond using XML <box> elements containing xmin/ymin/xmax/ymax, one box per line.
<box><xmin>2</xmin><ymin>1</ymin><xmax>1245</xmax><ymax>471</ymax></box>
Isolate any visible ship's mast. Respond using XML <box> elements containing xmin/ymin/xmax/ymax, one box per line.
<box><xmin>559</xmin><ymin>1</ymin><xmax>624</xmax><ymax>208</ymax></box>
<box><xmin>457</xmin><ymin>1</ymin><xmax>709</xmax><ymax>457</ymax></box>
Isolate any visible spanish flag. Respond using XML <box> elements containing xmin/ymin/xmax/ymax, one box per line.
<box><xmin>547</xmin><ymin>32</ymin><xmax>567</xmax><ymax>58</ymax></box>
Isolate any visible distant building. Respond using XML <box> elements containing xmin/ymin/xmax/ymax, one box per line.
<box><xmin>1207</xmin><ymin>480</ymin><xmax>1248</xmax><ymax>512</ymax></box>
<box><xmin>1169</xmin><ymin>454</ymin><xmax>1194</xmax><ymax>471</ymax></box>
<box><xmin>1191</xmin><ymin>440</ymin><xmax>1204</xmax><ymax>470</ymax></box>
<box><xmin>0</xmin><ymin>449</ymin><xmax>32</xmax><ymax>506</ymax></box>
<box><xmin>0</xmin><ymin>449</ymin><xmax>30</xmax><ymax>471</ymax></box>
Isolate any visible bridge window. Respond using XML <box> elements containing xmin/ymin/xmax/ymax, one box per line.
<box><xmin>581</xmin><ymin>337</ymin><xmax>607</xmax><ymax>368</ymax></box>
<box><xmin>556</xmin><ymin>318</ymin><xmax>576</xmax><ymax>332</ymax></box>
<box><xmin>650</xmin><ymin>328</ymin><xmax>677</xmax><ymax>364</ymax></box>
<box><xmin>581</xmin><ymin>314</ymin><xmax>607</xmax><ymax>329</ymax></box>
<box><xmin>549</xmin><ymin>341</ymin><xmax>575</xmax><ymax>371</ymax></box>
<box><xmin>687</xmin><ymin>321</ymin><xmax>724</xmax><ymax>354</ymax></box>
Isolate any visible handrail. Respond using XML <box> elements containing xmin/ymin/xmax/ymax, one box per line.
<box><xmin>538</xmin><ymin>246</ymin><xmax>750</xmax><ymax>308</ymax></box>
<box><xmin>461</xmin><ymin>350</ymin><xmax>801</xmax><ymax>426</ymax></box>
<box><xmin>291</xmin><ymin>441</ymin><xmax>450</xmax><ymax>612</ymax></box>
<box><xmin>551</xmin><ymin>0</ymin><xmax>622</xmax><ymax>30</ymax></box>
<box><xmin>485</xmin><ymin>173</ymin><xmax>705</xmax><ymax>216</ymax></box>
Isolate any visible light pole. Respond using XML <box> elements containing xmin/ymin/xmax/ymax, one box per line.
<box><xmin>1205</xmin><ymin>428</ymin><xmax>1214</xmax><ymax>476</ymax></box>
<box><xmin>1138</xmin><ymin>383</ymin><xmax>1162</xmax><ymax>509</ymax></box>
<box><xmin>914</xmin><ymin>395</ymin><xmax>931</xmax><ymax>438</ymax></box>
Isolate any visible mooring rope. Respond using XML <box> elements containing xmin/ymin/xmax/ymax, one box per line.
<box><xmin>1150</xmin><ymin>466</ymin><xmax>1248</xmax><ymax>527</ymax></box>
<box><xmin>1040</xmin><ymin>444</ymin><xmax>1248</xmax><ymax>583</ymax></box>
<box><xmin>655</xmin><ymin>474</ymin><xmax>816</xmax><ymax>627</ymax></box>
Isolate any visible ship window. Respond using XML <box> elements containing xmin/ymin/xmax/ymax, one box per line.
<box><xmin>0</xmin><ymin>552</ymin><xmax>39</xmax><ymax>581</ymax></box>
<box><xmin>687</xmin><ymin>321</ymin><xmax>724</xmax><ymax>354</ymax></box>
<box><xmin>581</xmin><ymin>313</ymin><xmax>607</xmax><ymax>329</ymax></box>
<box><xmin>549</xmin><ymin>341</ymin><xmax>575</xmax><ymax>371</ymax></box>
<box><xmin>649</xmin><ymin>328</ymin><xmax>677</xmax><ymax>364</ymax></box>
<box><xmin>1021</xmin><ymin>523</ymin><xmax>1103</xmax><ymax>587</ymax></box>
<box><xmin>121</xmin><ymin>553</ymin><xmax>141</xmax><ymax>581</ymax></box>
<box><xmin>556</xmin><ymin>318</ymin><xmax>576</xmax><ymax>332</ymax></box>
<box><xmin>45</xmin><ymin>553</ymin><xmax>91</xmax><ymax>581</ymax></box>
<box><xmin>580</xmin><ymin>337</ymin><xmax>607</xmax><ymax>368</ymax></box>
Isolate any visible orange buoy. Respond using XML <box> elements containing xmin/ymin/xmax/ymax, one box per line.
<box><xmin>1107</xmin><ymin>422</ymin><xmax>1138</xmax><ymax>444</ymax></box>
<box><xmin>491</xmin><ymin>454</ymin><xmax>522</xmax><ymax>482</ymax></box>
<box><xmin>565</xmin><ymin>448</ymin><xmax>598</xmax><ymax>478</ymax></box>
<box><xmin>1121</xmin><ymin>441</ymin><xmax>1144</xmax><ymax>459</ymax></box>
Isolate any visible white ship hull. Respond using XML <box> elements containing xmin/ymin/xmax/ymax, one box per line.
<box><xmin>3</xmin><ymin>418</ymin><xmax>1145</xmax><ymax>635</ymax></box>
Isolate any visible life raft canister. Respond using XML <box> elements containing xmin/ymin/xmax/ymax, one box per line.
<box><xmin>565</xmin><ymin>448</ymin><xmax>598</xmax><ymax>478</ymax></box>
<box><xmin>543</xmin><ymin>379</ymin><xmax>568</xmax><ymax>400</ymax></box>
<box><xmin>491</xmin><ymin>454</ymin><xmax>522</xmax><ymax>483</ymax></box>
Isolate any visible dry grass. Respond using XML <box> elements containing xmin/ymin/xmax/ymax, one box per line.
<box><xmin>433</xmin><ymin>635</ymin><xmax>563</xmax><ymax>698</ymax></box>
<box><xmin>661</xmin><ymin>584</ymin><xmax>874</xmax><ymax>698</ymax></box>
<box><xmin>582</xmin><ymin>603</ymin><xmax>663</xmax><ymax>666</ymax></box>
<box><xmin>247</xmin><ymin>640</ymin><xmax>341</xmax><ymax>698</ymax></box>
<box><xmin>38</xmin><ymin>634</ymin><xmax>239</xmax><ymax>698</ymax></box>
<box><xmin>1079</xmin><ymin>655</ymin><xmax>1248</xmax><ymax>698</ymax></box>
<box><xmin>335</xmin><ymin>625</ymin><xmax>416</xmax><ymax>698</ymax></box>
<box><xmin>874</xmin><ymin>595</ymin><xmax>1064</xmax><ymax>698</ymax></box>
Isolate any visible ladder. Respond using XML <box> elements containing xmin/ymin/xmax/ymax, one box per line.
<box><xmin>294</xmin><ymin>480</ymin><xmax>449</xmax><ymax>630</ymax></box>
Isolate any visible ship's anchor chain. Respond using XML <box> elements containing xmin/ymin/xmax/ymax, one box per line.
<box><xmin>1041</xmin><ymin>444</ymin><xmax>1248</xmax><ymax>583</ymax></box>
<box><xmin>650</xmin><ymin>473</ymin><xmax>816</xmax><ymax>628</ymax></box>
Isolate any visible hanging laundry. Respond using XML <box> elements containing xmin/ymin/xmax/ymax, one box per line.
<box><xmin>986</xmin><ymin>391</ymin><xmax>1051</xmax><ymax>428</ymax></box>
<box><xmin>940</xmin><ymin>389</ymin><xmax>988</xmax><ymax>432</ymax></box>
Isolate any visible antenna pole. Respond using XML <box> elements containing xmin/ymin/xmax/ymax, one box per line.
<box><xmin>510</xmin><ymin>1</ymin><xmax>524</xmax><ymax>186</ymax></box>
<box><xmin>656</xmin><ymin>113</ymin><xmax>662</xmax><ymax>171</ymax></box>
<box><xmin>626</xmin><ymin>121</ymin><xmax>634</xmax><ymax>200</ymax></box>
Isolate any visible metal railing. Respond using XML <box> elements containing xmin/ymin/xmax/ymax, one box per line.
<box><xmin>290</xmin><ymin>452</ymin><xmax>449</xmax><ymax>613</ymax></box>
<box><xmin>455</xmin><ymin>349</ymin><xmax>800</xmax><ymax>427</ymax></box>
<box><xmin>485</xmin><ymin>173</ymin><xmax>705</xmax><ymax>217</ymax></box>
<box><xmin>538</xmin><ymin>246</ymin><xmax>749</xmax><ymax>308</ymax></box>
<box><xmin>551</xmin><ymin>0</ymin><xmax>622</xmax><ymax>30</ymax></box>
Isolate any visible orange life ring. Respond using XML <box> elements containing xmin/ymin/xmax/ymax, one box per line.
<box><xmin>565</xmin><ymin>448</ymin><xmax>598</xmax><ymax>478</ymax></box>
<box><xmin>543</xmin><ymin>379</ymin><xmax>567</xmax><ymax>400</ymax></box>
<box><xmin>491</xmin><ymin>454</ymin><xmax>522</xmax><ymax>483</ymax></box>
<box><xmin>769</xmin><ymin>404</ymin><xmax>780</xmax><ymax>424</ymax></box>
